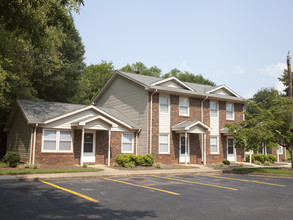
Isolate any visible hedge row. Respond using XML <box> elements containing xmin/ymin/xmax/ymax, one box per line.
<box><xmin>115</xmin><ymin>154</ymin><xmax>154</xmax><ymax>168</ymax></box>
<box><xmin>245</xmin><ymin>154</ymin><xmax>277</xmax><ymax>164</ymax></box>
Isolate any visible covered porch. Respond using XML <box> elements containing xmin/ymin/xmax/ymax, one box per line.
<box><xmin>172</xmin><ymin>121</ymin><xmax>211</xmax><ymax>165</ymax></box>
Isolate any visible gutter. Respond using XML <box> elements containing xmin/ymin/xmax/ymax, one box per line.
<box><xmin>149</xmin><ymin>89</ymin><xmax>157</xmax><ymax>155</ymax></box>
<box><xmin>136</xmin><ymin>129</ymin><xmax>142</xmax><ymax>155</ymax></box>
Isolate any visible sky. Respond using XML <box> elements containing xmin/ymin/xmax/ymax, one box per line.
<box><xmin>73</xmin><ymin>0</ymin><xmax>293</xmax><ymax>98</ymax></box>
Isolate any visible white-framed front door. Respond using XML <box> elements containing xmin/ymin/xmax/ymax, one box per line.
<box><xmin>83</xmin><ymin>131</ymin><xmax>96</xmax><ymax>163</ymax></box>
<box><xmin>227</xmin><ymin>138</ymin><xmax>236</xmax><ymax>162</ymax></box>
<box><xmin>179</xmin><ymin>134</ymin><xmax>190</xmax><ymax>163</ymax></box>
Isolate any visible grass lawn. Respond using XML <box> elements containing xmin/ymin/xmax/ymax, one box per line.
<box><xmin>0</xmin><ymin>168</ymin><xmax>103</xmax><ymax>175</ymax></box>
<box><xmin>232</xmin><ymin>167</ymin><xmax>293</xmax><ymax>175</ymax></box>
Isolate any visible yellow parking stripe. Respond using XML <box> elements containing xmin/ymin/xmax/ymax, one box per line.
<box><xmin>104</xmin><ymin>178</ymin><xmax>180</xmax><ymax>195</ymax></box>
<box><xmin>195</xmin><ymin>175</ymin><xmax>285</xmax><ymax>187</ymax></box>
<box><xmin>152</xmin><ymin>175</ymin><xmax>238</xmax><ymax>191</ymax></box>
<box><xmin>41</xmin><ymin>181</ymin><xmax>99</xmax><ymax>203</ymax></box>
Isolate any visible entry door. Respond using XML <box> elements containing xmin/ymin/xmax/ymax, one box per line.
<box><xmin>83</xmin><ymin>132</ymin><xmax>95</xmax><ymax>163</ymax></box>
<box><xmin>179</xmin><ymin>135</ymin><xmax>190</xmax><ymax>163</ymax></box>
<box><xmin>227</xmin><ymin>138</ymin><xmax>235</xmax><ymax>162</ymax></box>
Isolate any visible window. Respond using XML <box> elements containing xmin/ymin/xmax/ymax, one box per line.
<box><xmin>159</xmin><ymin>134</ymin><xmax>169</xmax><ymax>154</ymax></box>
<box><xmin>160</xmin><ymin>95</ymin><xmax>169</xmax><ymax>113</ymax></box>
<box><xmin>122</xmin><ymin>133</ymin><xmax>133</xmax><ymax>153</ymax></box>
<box><xmin>43</xmin><ymin>130</ymin><xmax>72</xmax><ymax>152</ymax></box>
<box><xmin>84</xmin><ymin>133</ymin><xmax>94</xmax><ymax>153</ymax></box>
<box><xmin>210</xmin><ymin>101</ymin><xmax>218</xmax><ymax>117</ymax></box>
<box><xmin>179</xmin><ymin>97</ymin><xmax>189</xmax><ymax>116</ymax></box>
<box><xmin>210</xmin><ymin>136</ymin><xmax>219</xmax><ymax>154</ymax></box>
<box><xmin>226</xmin><ymin>103</ymin><xmax>234</xmax><ymax>120</ymax></box>
<box><xmin>278</xmin><ymin>146</ymin><xmax>283</xmax><ymax>154</ymax></box>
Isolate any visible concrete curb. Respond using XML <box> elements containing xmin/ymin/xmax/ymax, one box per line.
<box><xmin>0</xmin><ymin>169</ymin><xmax>222</xmax><ymax>183</ymax></box>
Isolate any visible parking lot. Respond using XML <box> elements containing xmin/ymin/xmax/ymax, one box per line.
<box><xmin>1</xmin><ymin>174</ymin><xmax>293</xmax><ymax>219</ymax></box>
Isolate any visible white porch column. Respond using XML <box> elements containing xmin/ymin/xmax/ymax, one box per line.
<box><xmin>204</xmin><ymin>133</ymin><xmax>207</xmax><ymax>165</ymax></box>
<box><xmin>80</xmin><ymin>127</ymin><xmax>85</xmax><ymax>166</ymax></box>
<box><xmin>108</xmin><ymin>130</ymin><xmax>111</xmax><ymax>167</ymax></box>
<box><xmin>249</xmin><ymin>150</ymin><xmax>252</xmax><ymax>164</ymax></box>
<box><xmin>185</xmin><ymin>131</ymin><xmax>188</xmax><ymax>166</ymax></box>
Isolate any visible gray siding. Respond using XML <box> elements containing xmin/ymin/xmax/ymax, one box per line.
<box><xmin>7</xmin><ymin>109</ymin><xmax>32</xmax><ymax>161</ymax></box>
<box><xmin>96</xmin><ymin>76</ymin><xmax>148</xmax><ymax>155</ymax></box>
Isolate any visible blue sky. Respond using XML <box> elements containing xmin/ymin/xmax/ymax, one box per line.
<box><xmin>73</xmin><ymin>0</ymin><xmax>293</xmax><ymax>98</ymax></box>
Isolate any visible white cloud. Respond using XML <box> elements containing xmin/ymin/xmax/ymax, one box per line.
<box><xmin>257</xmin><ymin>62</ymin><xmax>286</xmax><ymax>77</ymax></box>
<box><xmin>243</xmin><ymin>88</ymin><xmax>257</xmax><ymax>99</ymax></box>
<box><xmin>235</xmin><ymin>65</ymin><xmax>245</xmax><ymax>75</ymax></box>
<box><xmin>275</xmin><ymin>81</ymin><xmax>286</xmax><ymax>93</ymax></box>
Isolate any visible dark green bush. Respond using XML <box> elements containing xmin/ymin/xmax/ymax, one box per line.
<box><xmin>267</xmin><ymin>154</ymin><xmax>277</xmax><ymax>163</ymax></box>
<box><xmin>253</xmin><ymin>154</ymin><xmax>266</xmax><ymax>163</ymax></box>
<box><xmin>3</xmin><ymin>152</ymin><xmax>20</xmax><ymax>167</ymax></box>
<box><xmin>222</xmin><ymin>159</ymin><xmax>230</xmax><ymax>165</ymax></box>
<box><xmin>143</xmin><ymin>154</ymin><xmax>154</xmax><ymax>166</ymax></box>
<box><xmin>115</xmin><ymin>154</ymin><xmax>155</xmax><ymax>167</ymax></box>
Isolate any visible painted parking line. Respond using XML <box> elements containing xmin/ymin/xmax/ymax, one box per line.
<box><xmin>41</xmin><ymin>181</ymin><xmax>100</xmax><ymax>203</ymax></box>
<box><xmin>104</xmin><ymin>178</ymin><xmax>180</xmax><ymax>195</ymax></box>
<box><xmin>195</xmin><ymin>175</ymin><xmax>286</xmax><ymax>187</ymax></box>
<box><xmin>152</xmin><ymin>175</ymin><xmax>238</xmax><ymax>191</ymax></box>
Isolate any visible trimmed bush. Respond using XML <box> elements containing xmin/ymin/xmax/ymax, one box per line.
<box><xmin>267</xmin><ymin>154</ymin><xmax>277</xmax><ymax>163</ymax></box>
<box><xmin>3</xmin><ymin>152</ymin><xmax>20</xmax><ymax>167</ymax></box>
<box><xmin>135</xmin><ymin>155</ymin><xmax>145</xmax><ymax>166</ymax></box>
<box><xmin>115</xmin><ymin>154</ymin><xmax>155</xmax><ymax>167</ymax></box>
<box><xmin>222</xmin><ymin>160</ymin><xmax>230</xmax><ymax>165</ymax></box>
<box><xmin>143</xmin><ymin>154</ymin><xmax>154</xmax><ymax>166</ymax></box>
<box><xmin>155</xmin><ymin>163</ymin><xmax>163</xmax><ymax>169</ymax></box>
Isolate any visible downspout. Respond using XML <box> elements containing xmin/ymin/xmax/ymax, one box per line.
<box><xmin>185</xmin><ymin>131</ymin><xmax>188</xmax><ymax>166</ymax></box>
<box><xmin>80</xmin><ymin>127</ymin><xmax>85</xmax><ymax>166</ymax></box>
<box><xmin>204</xmin><ymin>132</ymin><xmax>207</xmax><ymax>165</ymax></box>
<box><xmin>136</xmin><ymin>129</ymin><xmax>142</xmax><ymax>155</ymax></box>
<box><xmin>29</xmin><ymin>127</ymin><xmax>33</xmax><ymax>164</ymax></box>
<box><xmin>201</xmin><ymin>96</ymin><xmax>208</xmax><ymax>164</ymax></box>
<box><xmin>32</xmin><ymin>124</ymin><xmax>38</xmax><ymax>165</ymax></box>
<box><xmin>108</xmin><ymin>130</ymin><xmax>111</xmax><ymax>166</ymax></box>
<box><xmin>149</xmin><ymin>89</ymin><xmax>157</xmax><ymax>155</ymax></box>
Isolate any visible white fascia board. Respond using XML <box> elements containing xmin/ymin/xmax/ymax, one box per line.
<box><xmin>78</xmin><ymin>115</ymin><xmax>118</xmax><ymax>128</ymax></box>
<box><xmin>186</xmin><ymin>121</ymin><xmax>211</xmax><ymax>131</ymax></box>
<box><xmin>206</xmin><ymin>85</ymin><xmax>241</xmax><ymax>98</ymax></box>
<box><xmin>151</xmin><ymin>77</ymin><xmax>194</xmax><ymax>91</ymax></box>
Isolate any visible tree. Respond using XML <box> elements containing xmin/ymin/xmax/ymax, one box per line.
<box><xmin>226</xmin><ymin>96</ymin><xmax>293</xmax><ymax>168</ymax></box>
<box><xmin>162</xmin><ymin>68</ymin><xmax>215</xmax><ymax>86</ymax></box>
<box><xmin>120</xmin><ymin>62</ymin><xmax>161</xmax><ymax>77</ymax></box>
<box><xmin>71</xmin><ymin>61</ymin><xmax>114</xmax><ymax>104</ymax></box>
<box><xmin>278</xmin><ymin>69</ymin><xmax>290</xmax><ymax>96</ymax></box>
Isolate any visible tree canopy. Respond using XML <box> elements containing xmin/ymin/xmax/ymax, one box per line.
<box><xmin>120</xmin><ymin>62</ymin><xmax>161</xmax><ymax>77</ymax></box>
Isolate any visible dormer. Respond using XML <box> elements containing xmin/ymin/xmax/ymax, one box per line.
<box><xmin>206</xmin><ymin>85</ymin><xmax>241</xmax><ymax>98</ymax></box>
<box><xmin>151</xmin><ymin>77</ymin><xmax>194</xmax><ymax>91</ymax></box>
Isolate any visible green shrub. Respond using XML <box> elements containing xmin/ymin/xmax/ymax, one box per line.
<box><xmin>222</xmin><ymin>160</ymin><xmax>230</xmax><ymax>165</ymax></box>
<box><xmin>267</xmin><ymin>154</ymin><xmax>277</xmax><ymax>163</ymax></box>
<box><xmin>253</xmin><ymin>154</ymin><xmax>266</xmax><ymax>163</ymax></box>
<box><xmin>264</xmin><ymin>161</ymin><xmax>270</xmax><ymax>165</ymax></box>
<box><xmin>143</xmin><ymin>154</ymin><xmax>154</xmax><ymax>166</ymax></box>
<box><xmin>83</xmin><ymin>163</ymin><xmax>88</xmax><ymax>168</ymax></box>
<box><xmin>3</xmin><ymin>152</ymin><xmax>20</xmax><ymax>167</ymax></box>
<box><xmin>115</xmin><ymin>154</ymin><xmax>136</xmax><ymax>167</ymax></box>
<box><xmin>33</xmin><ymin>164</ymin><xmax>39</xmax><ymax>169</ymax></box>
<box><xmin>124</xmin><ymin>161</ymin><xmax>136</xmax><ymax>168</ymax></box>
<box><xmin>155</xmin><ymin>163</ymin><xmax>163</xmax><ymax>169</ymax></box>
<box><xmin>239</xmin><ymin>163</ymin><xmax>244</xmax><ymax>167</ymax></box>
<box><xmin>24</xmin><ymin>162</ymin><xmax>31</xmax><ymax>169</ymax></box>
<box><xmin>135</xmin><ymin>155</ymin><xmax>145</xmax><ymax>166</ymax></box>
<box><xmin>256</xmin><ymin>161</ymin><xmax>262</xmax><ymax>165</ymax></box>
<box><xmin>246</xmin><ymin>154</ymin><xmax>254</xmax><ymax>162</ymax></box>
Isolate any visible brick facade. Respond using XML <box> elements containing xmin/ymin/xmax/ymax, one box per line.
<box><xmin>148</xmin><ymin>92</ymin><xmax>245</xmax><ymax>165</ymax></box>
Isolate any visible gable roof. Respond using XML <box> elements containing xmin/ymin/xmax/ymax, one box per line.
<box><xmin>6</xmin><ymin>99</ymin><xmax>139</xmax><ymax>130</ymax></box>
<box><xmin>92</xmin><ymin>71</ymin><xmax>245</xmax><ymax>104</ymax></box>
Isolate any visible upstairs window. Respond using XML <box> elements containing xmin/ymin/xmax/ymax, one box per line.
<box><xmin>226</xmin><ymin>103</ymin><xmax>234</xmax><ymax>120</ymax></box>
<box><xmin>210</xmin><ymin>101</ymin><xmax>218</xmax><ymax>118</ymax></box>
<box><xmin>179</xmin><ymin>97</ymin><xmax>189</xmax><ymax>116</ymax></box>
<box><xmin>160</xmin><ymin>95</ymin><xmax>169</xmax><ymax>113</ymax></box>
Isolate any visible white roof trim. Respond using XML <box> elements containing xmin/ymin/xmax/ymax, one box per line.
<box><xmin>151</xmin><ymin>77</ymin><xmax>194</xmax><ymax>91</ymax></box>
<box><xmin>186</xmin><ymin>121</ymin><xmax>211</xmax><ymax>131</ymax></box>
<box><xmin>43</xmin><ymin>105</ymin><xmax>133</xmax><ymax>129</ymax></box>
<box><xmin>72</xmin><ymin>115</ymin><xmax>118</xmax><ymax>128</ymax></box>
<box><xmin>206</xmin><ymin>85</ymin><xmax>241</xmax><ymax>98</ymax></box>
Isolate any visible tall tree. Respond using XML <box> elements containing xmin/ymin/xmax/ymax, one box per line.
<box><xmin>120</xmin><ymin>62</ymin><xmax>161</xmax><ymax>77</ymax></box>
<box><xmin>278</xmin><ymin>69</ymin><xmax>291</xmax><ymax>96</ymax></box>
<box><xmin>71</xmin><ymin>61</ymin><xmax>114</xmax><ymax>104</ymax></box>
<box><xmin>162</xmin><ymin>68</ymin><xmax>215</xmax><ymax>86</ymax></box>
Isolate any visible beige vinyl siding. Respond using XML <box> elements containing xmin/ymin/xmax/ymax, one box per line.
<box><xmin>95</xmin><ymin>76</ymin><xmax>148</xmax><ymax>155</ymax></box>
<box><xmin>7</xmin><ymin>109</ymin><xmax>32</xmax><ymax>162</ymax></box>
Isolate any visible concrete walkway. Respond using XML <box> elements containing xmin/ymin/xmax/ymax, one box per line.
<box><xmin>0</xmin><ymin>164</ymin><xmax>221</xmax><ymax>183</ymax></box>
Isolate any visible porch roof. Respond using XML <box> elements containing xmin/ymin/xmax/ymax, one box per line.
<box><xmin>172</xmin><ymin>121</ymin><xmax>211</xmax><ymax>134</ymax></box>
<box><xmin>220</xmin><ymin>127</ymin><xmax>234</xmax><ymax>136</ymax></box>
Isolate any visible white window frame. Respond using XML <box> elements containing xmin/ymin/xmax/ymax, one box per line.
<box><xmin>179</xmin><ymin>97</ymin><xmax>189</xmax><ymax>116</ymax></box>
<box><xmin>210</xmin><ymin>136</ymin><xmax>219</xmax><ymax>154</ymax></box>
<box><xmin>42</xmin><ymin>129</ymin><xmax>73</xmax><ymax>153</ymax></box>
<box><xmin>226</xmin><ymin>103</ymin><xmax>234</xmax><ymax>120</ymax></box>
<box><xmin>121</xmin><ymin>133</ymin><xmax>134</xmax><ymax>153</ymax></box>
<box><xmin>159</xmin><ymin>133</ymin><xmax>170</xmax><ymax>154</ymax></box>
<box><xmin>159</xmin><ymin>94</ymin><xmax>169</xmax><ymax>114</ymax></box>
<box><xmin>210</xmin><ymin>101</ymin><xmax>218</xmax><ymax>118</ymax></box>
<box><xmin>277</xmin><ymin>146</ymin><xmax>283</xmax><ymax>154</ymax></box>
